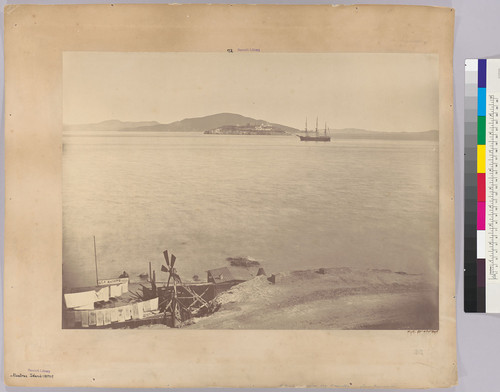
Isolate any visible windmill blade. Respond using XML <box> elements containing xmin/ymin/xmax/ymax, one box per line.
<box><xmin>161</xmin><ymin>264</ymin><xmax>169</xmax><ymax>273</ymax></box>
<box><xmin>163</xmin><ymin>250</ymin><xmax>170</xmax><ymax>267</ymax></box>
<box><xmin>171</xmin><ymin>254</ymin><xmax>176</xmax><ymax>268</ymax></box>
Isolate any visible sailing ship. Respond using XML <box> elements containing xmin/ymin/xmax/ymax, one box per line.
<box><xmin>297</xmin><ymin>117</ymin><xmax>331</xmax><ymax>142</ymax></box>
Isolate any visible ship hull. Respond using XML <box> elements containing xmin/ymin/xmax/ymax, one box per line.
<box><xmin>297</xmin><ymin>135</ymin><xmax>331</xmax><ymax>142</ymax></box>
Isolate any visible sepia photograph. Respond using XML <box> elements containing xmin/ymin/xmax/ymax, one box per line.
<box><xmin>62</xmin><ymin>51</ymin><xmax>439</xmax><ymax>330</ymax></box>
<box><xmin>5</xmin><ymin>4</ymin><xmax>457</xmax><ymax>388</ymax></box>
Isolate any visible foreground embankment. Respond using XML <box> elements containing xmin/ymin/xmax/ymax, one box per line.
<box><xmin>186</xmin><ymin>268</ymin><xmax>437</xmax><ymax>330</ymax></box>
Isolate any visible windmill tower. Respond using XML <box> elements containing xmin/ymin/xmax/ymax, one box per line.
<box><xmin>158</xmin><ymin>250</ymin><xmax>212</xmax><ymax>328</ymax></box>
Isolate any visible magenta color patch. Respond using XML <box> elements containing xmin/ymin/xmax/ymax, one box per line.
<box><xmin>477</xmin><ymin>201</ymin><xmax>486</xmax><ymax>230</ymax></box>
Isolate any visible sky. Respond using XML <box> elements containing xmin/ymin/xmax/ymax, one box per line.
<box><xmin>63</xmin><ymin>52</ymin><xmax>439</xmax><ymax>133</ymax></box>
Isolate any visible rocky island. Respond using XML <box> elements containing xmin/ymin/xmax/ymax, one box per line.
<box><xmin>204</xmin><ymin>123</ymin><xmax>289</xmax><ymax>135</ymax></box>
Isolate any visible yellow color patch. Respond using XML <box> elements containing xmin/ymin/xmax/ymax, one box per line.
<box><xmin>478</xmin><ymin>145</ymin><xmax>486</xmax><ymax>173</ymax></box>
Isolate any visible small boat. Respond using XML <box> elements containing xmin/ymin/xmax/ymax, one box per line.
<box><xmin>298</xmin><ymin>117</ymin><xmax>331</xmax><ymax>142</ymax></box>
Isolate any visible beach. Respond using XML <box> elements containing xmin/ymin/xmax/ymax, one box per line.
<box><xmin>171</xmin><ymin>267</ymin><xmax>437</xmax><ymax>330</ymax></box>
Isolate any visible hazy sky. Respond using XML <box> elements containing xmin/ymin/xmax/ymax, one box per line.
<box><xmin>63</xmin><ymin>52</ymin><xmax>439</xmax><ymax>132</ymax></box>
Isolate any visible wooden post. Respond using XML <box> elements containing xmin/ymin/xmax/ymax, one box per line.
<box><xmin>172</xmin><ymin>276</ymin><xmax>178</xmax><ymax>327</ymax></box>
<box><xmin>93</xmin><ymin>236</ymin><xmax>99</xmax><ymax>285</ymax></box>
<box><xmin>152</xmin><ymin>270</ymin><xmax>157</xmax><ymax>296</ymax></box>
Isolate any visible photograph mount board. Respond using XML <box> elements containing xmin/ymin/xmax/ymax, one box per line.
<box><xmin>4</xmin><ymin>4</ymin><xmax>456</xmax><ymax>388</ymax></box>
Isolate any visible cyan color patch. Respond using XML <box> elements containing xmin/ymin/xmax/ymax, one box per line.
<box><xmin>478</xmin><ymin>88</ymin><xmax>486</xmax><ymax>116</ymax></box>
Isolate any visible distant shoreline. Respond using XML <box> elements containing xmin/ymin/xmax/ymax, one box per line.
<box><xmin>63</xmin><ymin>113</ymin><xmax>438</xmax><ymax>141</ymax></box>
<box><xmin>63</xmin><ymin>128</ymin><xmax>438</xmax><ymax>141</ymax></box>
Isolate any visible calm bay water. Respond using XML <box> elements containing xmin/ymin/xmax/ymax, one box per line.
<box><xmin>62</xmin><ymin>132</ymin><xmax>438</xmax><ymax>289</ymax></box>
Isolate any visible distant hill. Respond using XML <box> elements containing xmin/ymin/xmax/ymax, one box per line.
<box><xmin>153</xmin><ymin>113</ymin><xmax>299</xmax><ymax>134</ymax></box>
<box><xmin>64</xmin><ymin>113</ymin><xmax>300</xmax><ymax>134</ymax></box>
<box><xmin>64</xmin><ymin>117</ymin><xmax>438</xmax><ymax>141</ymax></box>
<box><xmin>64</xmin><ymin>120</ymin><xmax>161</xmax><ymax>132</ymax></box>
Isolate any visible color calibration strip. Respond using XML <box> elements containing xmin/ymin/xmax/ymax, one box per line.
<box><xmin>465</xmin><ymin>59</ymin><xmax>500</xmax><ymax>312</ymax></box>
<box><xmin>465</xmin><ymin>59</ymin><xmax>481</xmax><ymax>312</ymax></box>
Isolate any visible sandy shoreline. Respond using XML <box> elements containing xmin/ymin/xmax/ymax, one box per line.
<box><xmin>141</xmin><ymin>267</ymin><xmax>437</xmax><ymax>330</ymax></box>
<box><xmin>186</xmin><ymin>268</ymin><xmax>436</xmax><ymax>330</ymax></box>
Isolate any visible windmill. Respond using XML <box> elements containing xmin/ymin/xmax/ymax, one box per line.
<box><xmin>159</xmin><ymin>250</ymin><xmax>182</xmax><ymax>327</ymax></box>
<box><xmin>159</xmin><ymin>249</ymin><xmax>212</xmax><ymax>327</ymax></box>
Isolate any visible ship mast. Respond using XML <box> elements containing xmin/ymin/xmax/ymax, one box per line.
<box><xmin>315</xmin><ymin>117</ymin><xmax>318</xmax><ymax>135</ymax></box>
<box><xmin>324</xmin><ymin>122</ymin><xmax>327</xmax><ymax>136</ymax></box>
<box><xmin>305</xmin><ymin>117</ymin><xmax>308</xmax><ymax>135</ymax></box>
